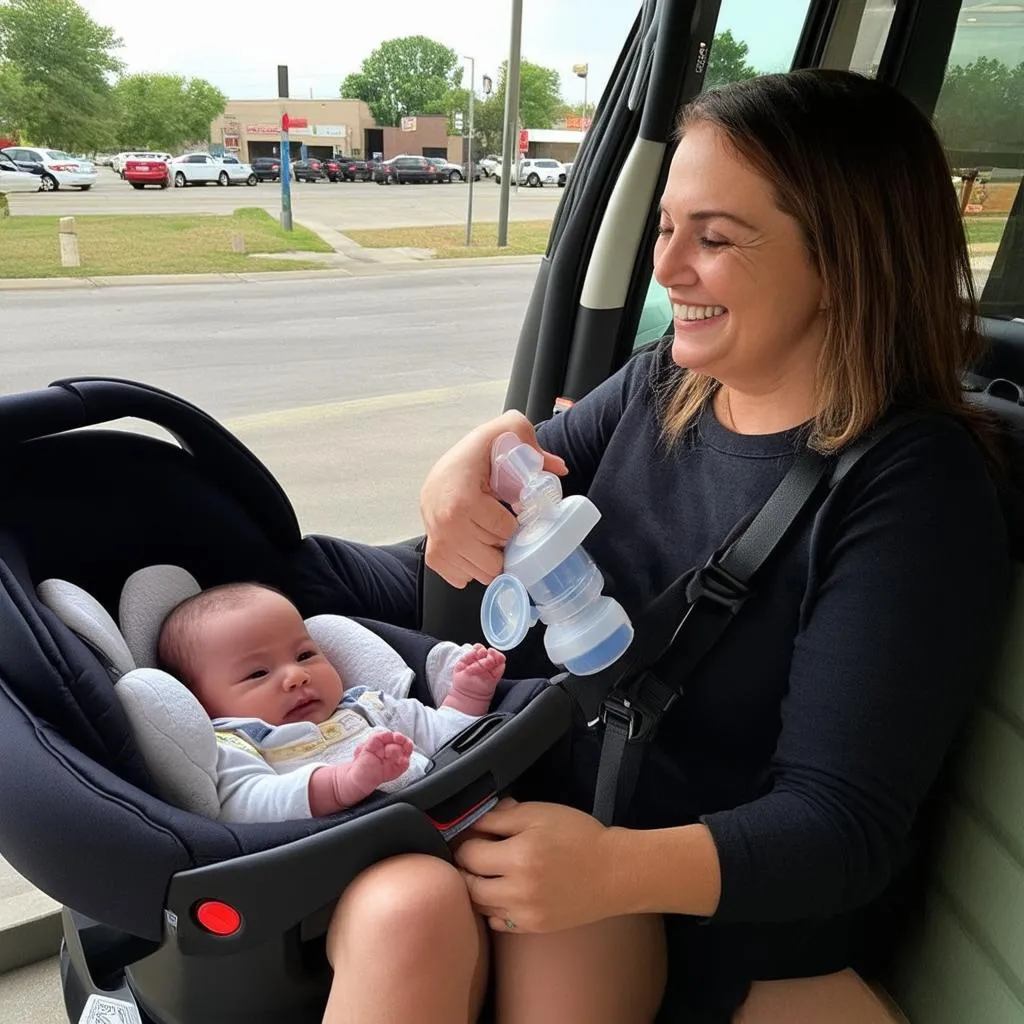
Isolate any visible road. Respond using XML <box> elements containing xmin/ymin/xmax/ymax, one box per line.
<box><xmin>4</xmin><ymin>168</ymin><xmax>564</xmax><ymax>229</ymax></box>
<box><xmin>1</xmin><ymin>264</ymin><xmax>537</xmax><ymax>543</ymax></box>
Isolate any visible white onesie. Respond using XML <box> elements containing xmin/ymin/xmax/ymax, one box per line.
<box><xmin>211</xmin><ymin>686</ymin><xmax>475</xmax><ymax>822</ymax></box>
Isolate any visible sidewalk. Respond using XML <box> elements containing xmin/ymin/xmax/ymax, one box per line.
<box><xmin>0</xmin><ymin>218</ymin><xmax>542</xmax><ymax>292</ymax></box>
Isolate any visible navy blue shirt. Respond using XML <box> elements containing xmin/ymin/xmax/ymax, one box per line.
<box><xmin>535</xmin><ymin>340</ymin><xmax>1009</xmax><ymax>935</ymax></box>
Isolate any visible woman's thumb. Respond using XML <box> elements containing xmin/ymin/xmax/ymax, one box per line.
<box><xmin>501</xmin><ymin>411</ymin><xmax>568</xmax><ymax>477</ymax></box>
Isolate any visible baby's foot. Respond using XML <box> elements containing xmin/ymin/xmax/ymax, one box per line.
<box><xmin>334</xmin><ymin>731</ymin><xmax>414</xmax><ymax>807</ymax></box>
<box><xmin>446</xmin><ymin>645</ymin><xmax>506</xmax><ymax>716</ymax></box>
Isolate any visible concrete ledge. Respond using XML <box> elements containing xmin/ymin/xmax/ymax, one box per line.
<box><xmin>0</xmin><ymin>897</ymin><xmax>62</xmax><ymax>974</ymax></box>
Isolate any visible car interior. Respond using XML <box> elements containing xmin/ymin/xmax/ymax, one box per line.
<box><xmin>0</xmin><ymin>1</ymin><xmax>1020</xmax><ymax>1022</ymax></box>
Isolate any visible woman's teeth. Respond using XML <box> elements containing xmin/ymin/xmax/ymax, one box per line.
<box><xmin>673</xmin><ymin>304</ymin><xmax>726</xmax><ymax>321</ymax></box>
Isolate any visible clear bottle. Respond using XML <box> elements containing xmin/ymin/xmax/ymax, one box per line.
<box><xmin>479</xmin><ymin>433</ymin><xmax>633</xmax><ymax>675</ymax></box>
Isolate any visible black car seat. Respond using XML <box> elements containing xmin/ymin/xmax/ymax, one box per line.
<box><xmin>0</xmin><ymin>377</ymin><xmax>572</xmax><ymax>1024</ymax></box>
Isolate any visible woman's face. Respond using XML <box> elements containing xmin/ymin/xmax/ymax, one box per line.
<box><xmin>653</xmin><ymin>121</ymin><xmax>825</xmax><ymax>397</ymax></box>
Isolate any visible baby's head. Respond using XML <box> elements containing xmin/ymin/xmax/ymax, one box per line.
<box><xmin>157</xmin><ymin>583</ymin><xmax>344</xmax><ymax>725</ymax></box>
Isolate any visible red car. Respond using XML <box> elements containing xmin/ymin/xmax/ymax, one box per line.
<box><xmin>124</xmin><ymin>157</ymin><xmax>171</xmax><ymax>190</ymax></box>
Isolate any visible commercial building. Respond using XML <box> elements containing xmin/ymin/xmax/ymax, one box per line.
<box><xmin>211</xmin><ymin>101</ymin><xmax>459</xmax><ymax>163</ymax></box>
<box><xmin>522</xmin><ymin>128</ymin><xmax>586</xmax><ymax>164</ymax></box>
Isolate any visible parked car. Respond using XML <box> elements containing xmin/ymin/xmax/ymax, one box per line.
<box><xmin>170</xmin><ymin>153</ymin><xmax>257</xmax><ymax>187</ymax></box>
<box><xmin>0</xmin><ymin>151</ymin><xmax>40</xmax><ymax>192</ymax></box>
<box><xmin>124</xmin><ymin>156</ymin><xmax>171</xmax><ymax>190</ymax></box>
<box><xmin>373</xmin><ymin>156</ymin><xmax>440</xmax><ymax>185</ymax></box>
<box><xmin>318</xmin><ymin>158</ymin><xmax>344</xmax><ymax>182</ymax></box>
<box><xmin>112</xmin><ymin>151</ymin><xmax>171</xmax><ymax>177</ymax></box>
<box><xmin>425</xmin><ymin>157</ymin><xmax>482</xmax><ymax>183</ymax></box>
<box><xmin>291</xmin><ymin>159</ymin><xmax>325</xmax><ymax>183</ymax></box>
<box><xmin>251</xmin><ymin>156</ymin><xmax>284</xmax><ymax>182</ymax></box>
<box><xmin>493</xmin><ymin>157</ymin><xmax>566</xmax><ymax>188</ymax></box>
<box><xmin>478</xmin><ymin>154</ymin><xmax>502</xmax><ymax>177</ymax></box>
<box><xmin>0</xmin><ymin>147</ymin><xmax>97</xmax><ymax>191</ymax></box>
<box><xmin>339</xmin><ymin>157</ymin><xmax>373</xmax><ymax>182</ymax></box>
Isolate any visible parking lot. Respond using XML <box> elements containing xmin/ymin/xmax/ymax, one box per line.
<box><xmin>4</xmin><ymin>167</ymin><xmax>565</xmax><ymax>230</ymax></box>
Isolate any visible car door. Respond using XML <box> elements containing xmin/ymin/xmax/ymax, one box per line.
<box><xmin>0</xmin><ymin>152</ymin><xmax>35</xmax><ymax>192</ymax></box>
<box><xmin>188</xmin><ymin>155</ymin><xmax>215</xmax><ymax>183</ymax></box>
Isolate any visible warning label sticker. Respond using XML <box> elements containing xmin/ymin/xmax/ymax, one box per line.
<box><xmin>79</xmin><ymin>993</ymin><xmax>143</xmax><ymax>1024</ymax></box>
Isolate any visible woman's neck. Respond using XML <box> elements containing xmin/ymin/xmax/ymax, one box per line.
<box><xmin>715</xmin><ymin>381</ymin><xmax>817</xmax><ymax>436</ymax></box>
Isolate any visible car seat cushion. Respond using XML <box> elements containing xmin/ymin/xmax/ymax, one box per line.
<box><xmin>115</xmin><ymin>667</ymin><xmax>222</xmax><ymax>818</ymax></box>
<box><xmin>37</xmin><ymin>577</ymin><xmax>136</xmax><ymax>679</ymax></box>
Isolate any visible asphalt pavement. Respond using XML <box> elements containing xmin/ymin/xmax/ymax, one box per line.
<box><xmin>4</xmin><ymin>167</ymin><xmax>564</xmax><ymax>229</ymax></box>
<box><xmin>1</xmin><ymin>263</ymin><xmax>535</xmax><ymax>543</ymax></box>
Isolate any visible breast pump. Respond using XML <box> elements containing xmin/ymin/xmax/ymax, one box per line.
<box><xmin>479</xmin><ymin>432</ymin><xmax>633</xmax><ymax>675</ymax></box>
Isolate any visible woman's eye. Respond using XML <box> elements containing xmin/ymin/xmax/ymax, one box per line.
<box><xmin>656</xmin><ymin>224</ymin><xmax>672</xmax><ymax>237</ymax></box>
<box><xmin>699</xmin><ymin>236</ymin><xmax>730</xmax><ymax>249</ymax></box>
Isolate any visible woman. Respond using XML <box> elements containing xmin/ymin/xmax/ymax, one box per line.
<box><xmin>322</xmin><ymin>69</ymin><xmax>1009</xmax><ymax>1023</ymax></box>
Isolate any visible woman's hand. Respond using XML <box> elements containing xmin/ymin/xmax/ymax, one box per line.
<box><xmin>420</xmin><ymin>411</ymin><xmax>567</xmax><ymax>588</ymax></box>
<box><xmin>454</xmin><ymin>798</ymin><xmax>620</xmax><ymax>933</ymax></box>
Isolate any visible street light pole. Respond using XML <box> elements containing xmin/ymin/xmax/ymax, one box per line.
<box><xmin>497</xmin><ymin>0</ymin><xmax>523</xmax><ymax>248</ymax></box>
<box><xmin>464</xmin><ymin>55</ymin><xmax>475</xmax><ymax>247</ymax></box>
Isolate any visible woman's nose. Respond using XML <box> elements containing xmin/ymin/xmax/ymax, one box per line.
<box><xmin>654</xmin><ymin>239</ymin><xmax>700</xmax><ymax>290</ymax></box>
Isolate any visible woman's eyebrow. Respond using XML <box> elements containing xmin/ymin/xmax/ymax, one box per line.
<box><xmin>658</xmin><ymin>204</ymin><xmax>757</xmax><ymax>233</ymax></box>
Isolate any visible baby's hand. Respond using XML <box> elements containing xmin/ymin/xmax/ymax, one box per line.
<box><xmin>331</xmin><ymin>732</ymin><xmax>413</xmax><ymax>809</ymax></box>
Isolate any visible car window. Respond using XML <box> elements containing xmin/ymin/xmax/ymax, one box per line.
<box><xmin>935</xmin><ymin>1</ymin><xmax>1023</xmax><ymax>318</ymax></box>
<box><xmin>45</xmin><ymin>151</ymin><xmax>72</xmax><ymax>161</ymax></box>
<box><xmin>0</xmin><ymin>154</ymin><xmax>16</xmax><ymax>170</ymax></box>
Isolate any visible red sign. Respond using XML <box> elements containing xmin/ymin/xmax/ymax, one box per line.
<box><xmin>518</xmin><ymin>129</ymin><xmax>529</xmax><ymax>153</ymax></box>
<box><xmin>247</xmin><ymin>124</ymin><xmax>278</xmax><ymax>135</ymax></box>
<box><xmin>281</xmin><ymin>114</ymin><xmax>309</xmax><ymax>131</ymax></box>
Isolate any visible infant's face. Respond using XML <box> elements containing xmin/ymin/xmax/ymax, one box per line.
<box><xmin>188</xmin><ymin>589</ymin><xmax>344</xmax><ymax>725</ymax></box>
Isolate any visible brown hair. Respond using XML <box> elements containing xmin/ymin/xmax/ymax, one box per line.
<box><xmin>157</xmin><ymin>581</ymin><xmax>285</xmax><ymax>685</ymax></box>
<box><xmin>663</xmin><ymin>68</ymin><xmax>990</xmax><ymax>454</ymax></box>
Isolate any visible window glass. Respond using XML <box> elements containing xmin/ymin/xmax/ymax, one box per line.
<box><xmin>934</xmin><ymin>1</ymin><xmax>1023</xmax><ymax>317</ymax></box>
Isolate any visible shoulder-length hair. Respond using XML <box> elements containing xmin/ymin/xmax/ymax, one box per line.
<box><xmin>663</xmin><ymin>68</ymin><xmax>989</xmax><ymax>453</ymax></box>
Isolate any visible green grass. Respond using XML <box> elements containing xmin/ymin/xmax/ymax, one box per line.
<box><xmin>964</xmin><ymin>216</ymin><xmax>1008</xmax><ymax>247</ymax></box>
<box><xmin>0</xmin><ymin>208</ymin><xmax>334</xmax><ymax>278</ymax></box>
<box><xmin>343</xmin><ymin>220</ymin><xmax>553</xmax><ymax>259</ymax></box>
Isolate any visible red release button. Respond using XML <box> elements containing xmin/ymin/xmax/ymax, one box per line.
<box><xmin>194</xmin><ymin>900</ymin><xmax>242</xmax><ymax>936</ymax></box>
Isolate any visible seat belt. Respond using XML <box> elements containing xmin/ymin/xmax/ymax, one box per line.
<box><xmin>559</xmin><ymin>412</ymin><xmax>921</xmax><ymax>827</ymax></box>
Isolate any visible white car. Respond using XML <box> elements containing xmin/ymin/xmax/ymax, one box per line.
<box><xmin>0</xmin><ymin>147</ymin><xmax>97</xmax><ymax>191</ymax></box>
<box><xmin>170</xmin><ymin>153</ymin><xmax>257</xmax><ymax>187</ymax></box>
<box><xmin>478</xmin><ymin>154</ymin><xmax>502</xmax><ymax>177</ymax></box>
<box><xmin>0</xmin><ymin>151</ymin><xmax>41</xmax><ymax>193</ymax></box>
<box><xmin>494</xmin><ymin>157</ymin><xmax>566</xmax><ymax>187</ymax></box>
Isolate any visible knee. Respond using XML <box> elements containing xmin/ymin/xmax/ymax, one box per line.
<box><xmin>327</xmin><ymin>854</ymin><xmax>474</xmax><ymax>965</ymax></box>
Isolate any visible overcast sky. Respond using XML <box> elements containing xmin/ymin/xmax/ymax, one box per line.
<box><xmin>76</xmin><ymin>0</ymin><xmax>812</xmax><ymax>105</ymax></box>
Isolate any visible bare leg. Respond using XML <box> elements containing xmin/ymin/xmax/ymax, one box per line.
<box><xmin>493</xmin><ymin>914</ymin><xmax>667</xmax><ymax>1024</ymax></box>
<box><xmin>444</xmin><ymin>645</ymin><xmax>506</xmax><ymax>717</ymax></box>
<box><xmin>735</xmin><ymin>970</ymin><xmax>905</xmax><ymax>1023</ymax></box>
<box><xmin>323</xmin><ymin>854</ymin><xmax>488</xmax><ymax>1024</ymax></box>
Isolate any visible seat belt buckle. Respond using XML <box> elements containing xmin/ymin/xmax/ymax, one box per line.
<box><xmin>597</xmin><ymin>693</ymin><xmax>640</xmax><ymax>740</ymax></box>
<box><xmin>684</xmin><ymin>556</ymin><xmax>749</xmax><ymax>611</ymax></box>
<box><xmin>597</xmin><ymin>673</ymin><xmax>678</xmax><ymax>743</ymax></box>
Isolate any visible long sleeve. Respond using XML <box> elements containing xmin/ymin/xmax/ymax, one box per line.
<box><xmin>214</xmin><ymin>740</ymin><xmax>318</xmax><ymax>823</ymax></box>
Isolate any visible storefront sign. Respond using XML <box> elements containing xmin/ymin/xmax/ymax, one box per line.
<box><xmin>311</xmin><ymin>124</ymin><xmax>346</xmax><ymax>137</ymax></box>
<box><xmin>247</xmin><ymin>124</ymin><xmax>279</xmax><ymax>135</ymax></box>
<box><xmin>401</xmin><ymin>116</ymin><xmax>418</xmax><ymax>132</ymax></box>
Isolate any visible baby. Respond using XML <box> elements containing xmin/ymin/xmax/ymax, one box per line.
<box><xmin>157</xmin><ymin>582</ymin><xmax>506</xmax><ymax>822</ymax></box>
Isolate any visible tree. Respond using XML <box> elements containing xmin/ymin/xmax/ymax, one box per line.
<box><xmin>0</xmin><ymin>61</ymin><xmax>41</xmax><ymax>140</ymax></box>
<box><xmin>469</xmin><ymin>59</ymin><xmax>563</xmax><ymax>154</ymax></box>
<box><xmin>704</xmin><ymin>30</ymin><xmax>758</xmax><ymax>90</ymax></box>
<box><xmin>341</xmin><ymin>36</ymin><xmax>463</xmax><ymax>127</ymax></box>
<box><xmin>113</xmin><ymin>74</ymin><xmax>226</xmax><ymax>152</ymax></box>
<box><xmin>933</xmin><ymin>56</ymin><xmax>1024</xmax><ymax>161</ymax></box>
<box><xmin>0</xmin><ymin>0</ymin><xmax>122</xmax><ymax>151</ymax></box>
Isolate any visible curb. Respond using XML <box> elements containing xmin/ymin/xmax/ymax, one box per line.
<box><xmin>0</xmin><ymin>903</ymin><xmax>62</xmax><ymax>974</ymax></box>
<box><xmin>0</xmin><ymin>254</ymin><xmax>543</xmax><ymax>292</ymax></box>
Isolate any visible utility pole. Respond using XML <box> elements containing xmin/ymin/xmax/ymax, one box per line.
<box><xmin>277</xmin><ymin>64</ymin><xmax>293</xmax><ymax>232</ymax></box>
<box><xmin>464</xmin><ymin>56</ymin><xmax>476</xmax><ymax>247</ymax></box>
<box><xmin>497</xmin><ymin>0</ymin><xmax>523</xmax><ymax>248</ymax></box>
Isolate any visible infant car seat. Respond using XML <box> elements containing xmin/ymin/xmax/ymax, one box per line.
<box><xmin>0</xmin><ymin>377</ymin><xmax>573</xmax><ymax>1024</ymax></box>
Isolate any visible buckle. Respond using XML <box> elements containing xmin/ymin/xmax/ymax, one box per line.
<box><xmin>597</xmin><ymin>694</ymin><xmax>639</xmax><ymax>739</ymax></box>
<box><xmin>595</xmin><ymin>672</ymin><xmax>679</xmax><ymax>742</ymax></box>
<box><xmin>684</xmin><ymin>557</ymin><xmax>749</xmax><ymax>611</ymax></box>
